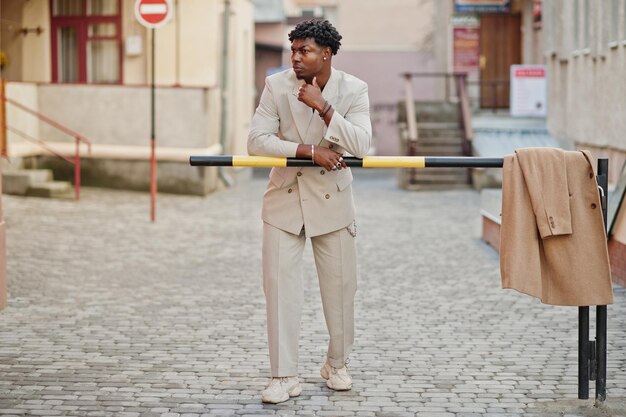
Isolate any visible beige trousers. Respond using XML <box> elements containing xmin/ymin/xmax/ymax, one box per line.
<box><xmin>262</xmin><ymin>222</ymin><xmax>357</xmax><ymax>377</ymax></box>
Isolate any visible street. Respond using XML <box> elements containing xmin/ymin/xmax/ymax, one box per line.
<box><xmin>1</xmin><ymin>171</ymin><xmax>625</xmax><ymax>417</ymax></box>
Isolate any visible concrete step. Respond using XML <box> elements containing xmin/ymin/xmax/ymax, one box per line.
<box><xmin>26</xmin><ymin>181</ymin><xmax>74</xmax><ymax>199</ymax></box>
<box><xmin>398</xmin><ymin>101</ymin><xmax>460</xmax><ymax>124</ymax></box>
<box><xmin>417</xmin><ymin>123</ymin><xmax>463</xmax><ymax>140</ymax></box>
<box><xmin>417</xmin><ymin>122</ymin><xmax>461</xmax><ymax>130</ymax></box>
<box><xmin>418</xmin><ymin>131</ymin><xmax>463</xmax><ymax>140</ymax></box>
<box><xmin>414</xmin><ymin>146</ymin><xmax>464</xmax><ymax>156</ymax></box>
<box><xmin>4</xmin><ymin>170</ymin><xmax>53</xmax><ymax>195</ymax></box>
<box><xmin>416</xmin><ymin>136</ymin><xmax>464</xmax><ymax>146</ymax></box>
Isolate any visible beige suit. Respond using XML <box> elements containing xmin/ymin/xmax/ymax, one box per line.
<box><xmin>248</xmin><ymin>68</ymin><xmax>371</xmax><ymax>376</ymax></box>
<box><xmin>500</xmin><ymin>148</ymin><xmax>613</xmax><ymax>306</ymax></box>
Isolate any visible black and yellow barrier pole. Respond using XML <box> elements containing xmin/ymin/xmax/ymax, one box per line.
<box><xmin>191</xmin><ymin>154</ymin><xmax>609</xmax><ymax>403</ymax></box>
<box><xmin>189</xmin><ymin>155</ymin><xmax>504</xmax><ymax>168</ymax></box>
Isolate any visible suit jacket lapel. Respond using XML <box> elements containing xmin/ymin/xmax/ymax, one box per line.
<box><xmin>288</xmin><ymin>79</ymin><xmax>313</xmax><ymax>143</ymax></box>
<box><xmin>321</xmin><ymin>67</ymin><xmax>339</xmax><ymax>107</ymax></box>
<box><xmin>311</xmin><ymin>67</ymin><xmax>339</xmax><ymax>145</ymax></box>
<box><xmin>288</xmin><ymin>68</ymin><xmax>341</xmax><ymax>145</ymax></box>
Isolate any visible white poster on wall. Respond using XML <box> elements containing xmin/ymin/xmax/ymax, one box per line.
<box><xmin>510</xmin><ymin>65</ymin><xmax>547</xmax><ymax>117</ymax></box>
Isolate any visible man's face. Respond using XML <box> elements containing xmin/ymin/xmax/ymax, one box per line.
<box><xmin>291</xmin><ymin>38</ymin><xmax>327</xmax><ymax>81</ymax></box>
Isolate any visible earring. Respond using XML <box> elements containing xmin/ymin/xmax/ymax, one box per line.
<box><xmin>323</xmin><ymin>57</ymin><xmax>327</xmax><ymax>61</ymax></box>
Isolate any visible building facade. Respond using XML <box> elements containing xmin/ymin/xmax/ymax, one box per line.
<box><xmin>541</xmin><ymin>0</ymin><xmax>626</xmax><ymax>286</ymax></box>
<box><xmin>543</xmin><ymin>0</ymin><xmax>626</xmax><ymax>173</ymax></box>
<box><xmin>1</xmin><ymin>0</ymin><xmax>255</xmax><ymax>195</ymax></box>
<box><xmin>253</xmin><ymin>0</ymin><xmax>547</xmax><ymax>156</ymax></box>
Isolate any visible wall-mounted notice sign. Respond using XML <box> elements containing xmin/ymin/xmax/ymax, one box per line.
<box><xmin>453</xmin><ymin>27</ymin><xmax>480</xmax><ymax>72</ymax></box>
<box><xmin>510</xmin><ymin>65</ymin><xmax>547</xmax><ymax>117</ymax></box>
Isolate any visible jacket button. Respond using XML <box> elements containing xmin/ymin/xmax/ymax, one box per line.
<box><xmin>297</xmin><ymin>172</ymin><xmax>302</xmax><ymax>177</ymax></box>
<box><xmin>329</xmin><ymin>144</ymin><xmax>334</xmax><ymax>149</ymax></box>
<box><xmin>591</xmin><ymin>203</ymin><xmax>597</xmax><ymax>209</ymax></box>
<box><xmin>589</xmin><ymin>172</ymin><xmax>594</xmax><ymax>179</ymax></box>
<box><xmin>325</xmin><ymin>194</ymin><xmax>330</xmax><ymax>199</ymax></box>
<box><xmin>320</xmin><ymin>170</ymin><xmax>325</xmax><ymax>175</ymax></box>
<box><xmin>288</xmin><ymin>188</ymin><xmax>293</xmax><ymax>193</ymax></box>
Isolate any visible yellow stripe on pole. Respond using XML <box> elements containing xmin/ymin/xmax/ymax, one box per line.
<box><xmin>232</xmin><ymin>156</ymin><xmax>287</xmax><ymax>167</ymax></box>
<box><xmin>362</xmin><ymin>156</ymin><xmax>426</xmax><ymax>168</ymax></box>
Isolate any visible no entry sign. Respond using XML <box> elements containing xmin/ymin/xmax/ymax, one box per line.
<box><xmin>135</xmin><ymin>0</ymin><xmax>173</xmax><ymax>29</ymax></box>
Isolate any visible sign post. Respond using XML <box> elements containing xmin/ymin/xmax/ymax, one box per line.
<box><xmin>134</xmin><ymin>0</ymin><xmax>173</xmax><ymax>222</ymax></box>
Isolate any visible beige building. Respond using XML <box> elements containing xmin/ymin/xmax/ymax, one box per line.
<box><xmin>542</xmin><ymin>0</ymin><xmax>626</xmax><ymax>172</ymax></box>
<box><xmin>1</xmin><ymin>0</ymin><xmax>255</xmax><ymax>195</ymax></box>
<box><xmin>540</xmin><ymin>0</ymin><xmax>626</xmax><ymax>286</ymax></box>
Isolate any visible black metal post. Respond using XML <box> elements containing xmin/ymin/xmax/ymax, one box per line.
<box><xmin>596</xmin><ymin>158</ymin><xmax>608</xmax><ymax>402</ymax></box>
<box><xmin>150</xmin><ymin>28</ymin><xmax>157</xmax><ymax>223</ymax></box>
<box><xmin>578</xmin><ymin>306</ymin><xmax>590</xmax><ymax>399</ymax></box>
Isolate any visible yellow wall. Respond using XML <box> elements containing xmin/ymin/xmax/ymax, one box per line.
<box><xmin>122</xmin><ymin>0</ymin><xmax>147</xmax><ymax>84</ymax></box>
<box><xmin>8</xmin><ymin>0</ymin><xmax>255</xmax><ymax>157</ymax></box>
<box><xmin>21</xmin><ymin>0</ymin><xmax>50</xmax><ymax>82</ymax></box>
<box><xmin>133</xmin><ymin>0</ymin><xmax>254</xmax><ymax>154</ymax></box>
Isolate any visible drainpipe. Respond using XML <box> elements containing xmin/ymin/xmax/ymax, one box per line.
<box><xmin>218</xmin><ymin>0</ymin><xmax>234</xmax><ymax>186</ymax></box>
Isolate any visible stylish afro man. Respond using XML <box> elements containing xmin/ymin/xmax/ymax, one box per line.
<box><xmin>248</xmin><ymin>17</ymin><xmax>372</xmax><ymax>405</ymax></box>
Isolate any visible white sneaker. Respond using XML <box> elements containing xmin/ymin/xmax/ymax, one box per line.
<box><xmin>261</xmin><ymin>377</ymin><xmax>302</xmax><ymax>404</ymax></box>
<box><xmin>320</xmin><ymin>361</ymin><xmax>352</xmax><ymax>391</ymax></box>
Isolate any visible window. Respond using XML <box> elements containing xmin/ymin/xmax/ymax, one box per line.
<box><xmin>609</xmin><ymin>0</ymin><xmax>619</xmax><ymax>45</ymax></box>
<box><xmin>582</xmin><ymin>0</ymin><xmax>590</xmax><ymax>50</ymax></box>
<box><xmin>573</xmin><ymin>0</ymin><xmax>580</xmax><ymax>50</ymax></box>
<box><xmin>572</xmin><ymin>0</ymin><xmax>591</xmax><ymax>53</ymax></box>
<box><xmin>543</xmin><ymin>0</ymin><xmax>557</xmax><ymax>55</ymax></box>
<box><xmin>300</xmin><ymin>6</ymin><xmax>323</xmax><ymax>18</ymax></box>
<box><xmin>622</xmin><ymin>0</ymin><xmax>626</xmax><ymax>44</ymax></box>
<box><xmin>51</xmin><ymin>0</ymin><xmax>122</xmax><ymax>84</ymax></box>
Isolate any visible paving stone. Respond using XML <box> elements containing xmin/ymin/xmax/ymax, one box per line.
<box><xmin>1</xmin><ymin>172</ymin><xmax>625</xmax><ymax>416</ymax></box>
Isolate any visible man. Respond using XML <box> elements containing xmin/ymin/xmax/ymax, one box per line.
<box><xmin>248</xmin><ymin>19</ymin><xmax>371</xmax><ymax>404</ymax></box>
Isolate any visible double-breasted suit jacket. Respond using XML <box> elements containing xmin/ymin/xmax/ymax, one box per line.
<box><xmin>248</xmin><ymin>68</ymin><xmax>372</xmax><ymax>237</ymax></box>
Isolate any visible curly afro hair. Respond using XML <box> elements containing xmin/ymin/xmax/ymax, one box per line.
<box><xmin>288</xmin><ymin>19</ymin><xmax>342</xmax><ymax>55</ymax></box>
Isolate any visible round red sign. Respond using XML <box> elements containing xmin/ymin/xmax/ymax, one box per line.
<box><xmin>135</xmin><ymin>0</ymin><xmax>173</xmax><ymax>29</ymax></box>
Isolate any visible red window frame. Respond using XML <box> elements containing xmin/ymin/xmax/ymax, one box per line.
<box><xmin>50</xmin><ymin>0</ymin><xmax>123</xmax><ymax>84</ymax></box>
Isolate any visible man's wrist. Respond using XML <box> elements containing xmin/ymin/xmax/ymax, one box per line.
<box><xmin>315</xmin><ymin>99</ymin><xmax>327</xmax><ymax>113</ymax></box>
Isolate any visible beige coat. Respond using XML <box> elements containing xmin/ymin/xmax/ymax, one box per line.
<box><xmin>500</xmin><ymin>148</ymin><xmax>613</xmax><ymax>306</ymax></box>
<box><xmin>248</xmin><ymin>68</ymin><xmax>372</xmax><ymax>237</ymax></box>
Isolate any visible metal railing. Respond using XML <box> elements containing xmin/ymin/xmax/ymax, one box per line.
<box><xmin>401</xmin><ymin>72</ymin><xmax>474</xmax><ymax>156</ymax></box>
<box><xmin>2</xmin><ymin>96</ymin><xmax>92</xmax><ymax>201</ymax></box>
<box><xmin>401</xmin><ymin>72</ymin><xmax>474</xmax><ymax>185</ymax></box>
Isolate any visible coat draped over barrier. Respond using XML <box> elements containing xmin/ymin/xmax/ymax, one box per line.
<box><xmin>500</xmin><ymin>148</ymin><xmax>613</xmax><ymax>306</ymax></box>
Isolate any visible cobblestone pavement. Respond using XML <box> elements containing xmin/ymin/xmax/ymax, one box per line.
<box><xmin>1</xmin><ymin>171</ymin><xmax>625</xmax><ymax>417</ymax></box>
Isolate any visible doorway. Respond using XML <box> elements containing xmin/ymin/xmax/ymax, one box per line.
<box><xmin>479</xmin><ymin>14</ymin><xmax>521</xmax><ymax>109</ymax></box>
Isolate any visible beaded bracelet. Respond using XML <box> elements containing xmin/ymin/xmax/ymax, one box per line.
<box><xmin>319</xmin><ymin>101</ymin><xmax>331</xmax><ymax>118</ymax></box>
